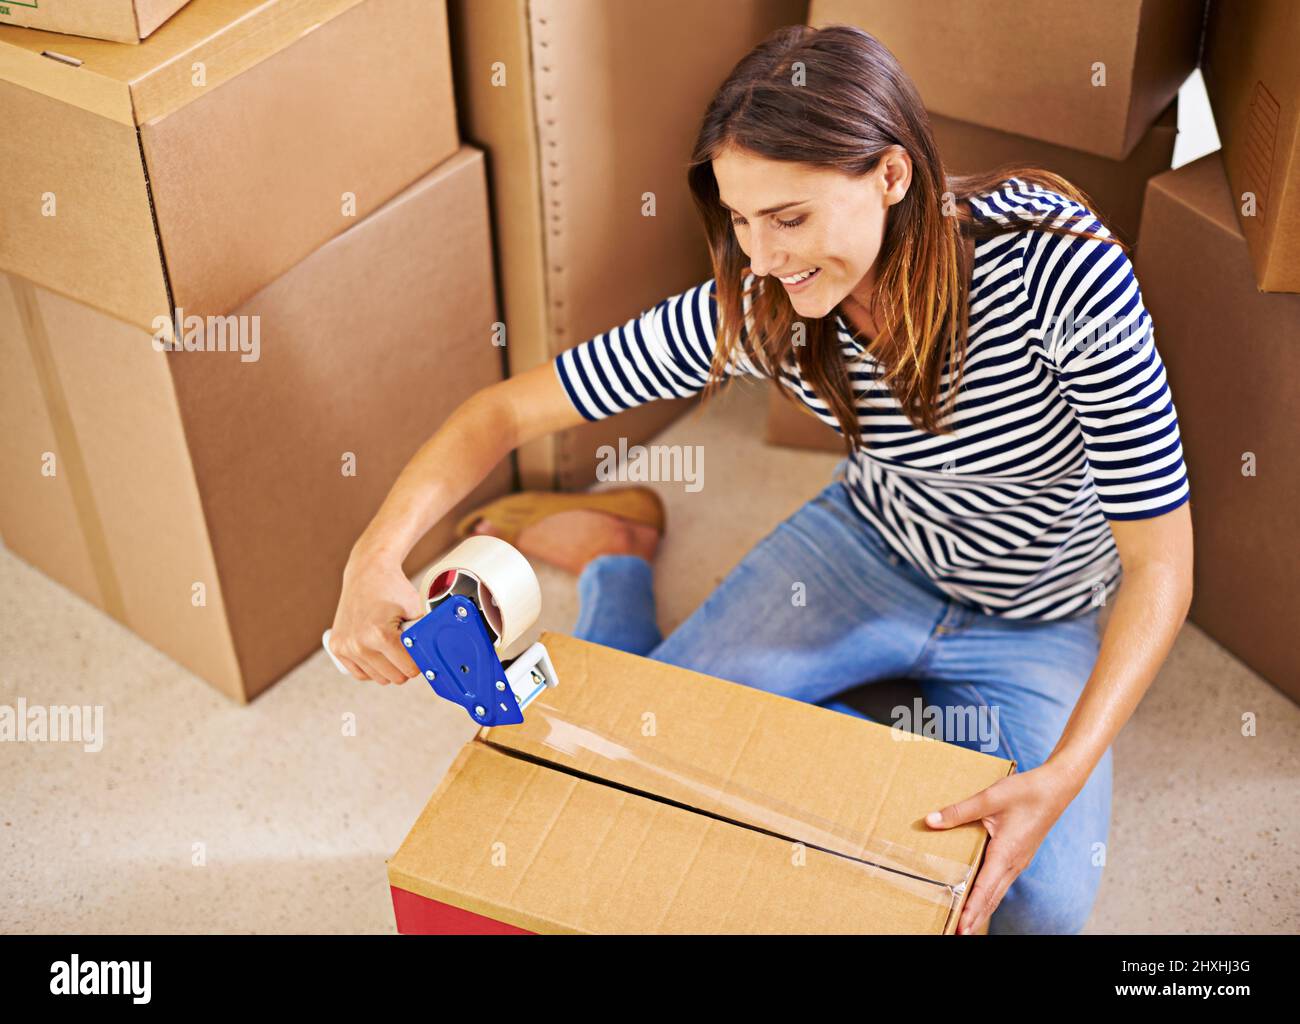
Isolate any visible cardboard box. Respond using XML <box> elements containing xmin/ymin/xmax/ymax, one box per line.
<box><xmin>0</xmin><ymin>0</ymin><xmax>458</xmax><ymax>331</ymax></box>
<box><xmin>1202</xmin><ymin>0</ymin><xmax>1300</xmax><ymax>292</ymax></box>
<box><xmin>809</xmin><ymin>0</ymin><xmax>1202</xmax><ymax>159</ymax></box>
<box><xmin>447</xmin><ymin>0</ymin><xmax>808</xmax><ymax>491</ymax></box>
<box><xmin>1133</xmin><ymin>153</ymin><xmax>1300</xmax><ymax>703</ymax></box>
<box><xmin>0</xmin><ymin>147</ymin><xmax>512</xmax><ymax>703</ymax></box>
<box><xmin>935</xmin><ymin>99</ymin><xmax>1178</xmax><ymax>245</ymax></box>
<box><xmin>0</xmin><ymin>0</ymin><xmax>192</xmax><ymax>43</ymax></box>
<box><xmin>388</xmin><ymin>632</ymin><xmax>1014</xmax><ymax>934</ymax></box>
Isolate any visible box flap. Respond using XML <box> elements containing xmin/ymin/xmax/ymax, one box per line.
<box><xmin>0</xmin><ymin>0</ymin><xmax>361</xmax><ymax>125</ymax></box>
<box><xmin>481</xmin><ymin>632</ymin><xmax>1014</xmax><ymax>892</ymax></box>
<box><xmin>388</xmin><ymin>742</ymin><xmax>960</xmax><ymax>934</ymax></box>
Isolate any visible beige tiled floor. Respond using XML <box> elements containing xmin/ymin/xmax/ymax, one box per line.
<box><xmin>2</xmin><ymin>379</ymin><xmax>1296</xmax><ymax>933</ymax></box>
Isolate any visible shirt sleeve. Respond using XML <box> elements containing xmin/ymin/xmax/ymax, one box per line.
<box><xmin>552</xmin><ymin>276</ymin><xmax>766</xmax><ymax>421</ymax></box>
<box><xmin>1023</xmin><ymin>195</ymin><xmax>1191</xmax><ymax>520</ymax></box>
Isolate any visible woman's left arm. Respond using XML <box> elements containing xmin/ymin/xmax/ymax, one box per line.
<box><xmin>1046</xmin><ymin>503</ymin><xmax>1194</xmax><ymax>788</ymax></box>
<box><xmin>927</xmin><ymin>200</ymin><xmax>1199</xmax><ymax>933</ymax></box>
<box><xmin>926</xmin><ymin>502</ymin><xmax>1194</xmax><ymax>934</ymax></box>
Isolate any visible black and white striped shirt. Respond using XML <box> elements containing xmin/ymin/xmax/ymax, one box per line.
<box><xmin>553</xmin><ymin>179</ymin><xmax>1190</xmax><ymax>620</ymax></box>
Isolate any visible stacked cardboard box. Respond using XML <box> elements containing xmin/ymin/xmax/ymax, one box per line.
<box><xmin>1127</xmin><ymin>0</ymin><xmax>1300</xmax><ymax>704</ymax></box>
<box><xmin>772</xmin><ymin>0</ymin><xmax>1203</xmax><ymax>453</ymax></box>
<box><xmin>1133</xmin><ymin>153</ymin><xmax>1299</xmax><ymax>702</ymax></box>
<box><xmin>931</xmin><ymin>102</ymin><xmax>1180</xmax><ymax>247</ymax></box>
<box><xmin>387</xmin><ymin>633</ymin><xmax>1014</xmax><ymax>934</ymax></box>
<box><xmin>0</xmin><ymin>0</ymin><xmax>192</xmax><ymax>43</ymax></box>
<box><xmin>814</xmin><ymin>0</ymin><xmax>1202</xmax><ymax>158</ymax></box>
<box><xmin>0</xmin><ymin>0</ymin><xmax>455</xmax><ymax>330</ymax></box>
<box><xmin>446</xmin><ymin>0</ymin><xmax>808</xmax><ymax>490</ymax></box>
<box><xmin>0</xmin><ymin>0</ymin><xmax>512</xmax><ymax>702</ymax></box>
<box><xmin>1202</xmin><ymin>0</ymin><xmax>1300</xmax><ymax>293</ymax></box>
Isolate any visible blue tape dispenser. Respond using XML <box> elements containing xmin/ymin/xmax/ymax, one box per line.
<box><xmin>323</xmin><ymin>536</ymin><xmax>558</xmax><ymax>726</ymax></box>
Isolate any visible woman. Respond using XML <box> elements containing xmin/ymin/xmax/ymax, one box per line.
<box><xmin>328</xmin><ymin>24</ymin><xmax>1193</xmax><ymax>935</ymax></box>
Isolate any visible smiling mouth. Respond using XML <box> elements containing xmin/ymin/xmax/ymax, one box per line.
<box><xmin>777</xmin><ymin>267</ymin><xmax>821</xmax><ymax>286</ymax></box>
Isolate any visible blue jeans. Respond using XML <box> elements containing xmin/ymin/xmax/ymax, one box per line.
<box><xmin>571</xmin><ymin>464</ymin><xmax>1110</xmax><ymax>935</ymax></box>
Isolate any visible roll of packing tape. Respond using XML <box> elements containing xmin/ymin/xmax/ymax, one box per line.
<box><xmin>323</xmin><ymin>536</ymin><xmax>541</xmax><ymax>675</ymax></box>
<box><xmin>417</xmin><ymin>535</ymin><xmax>541</xmax><ymax>650</ymax></box>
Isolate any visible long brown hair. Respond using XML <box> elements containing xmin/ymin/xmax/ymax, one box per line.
<box><xmin>686</xmin><ymin>23</ymin><xmax>1126</xmax><ymax>456</ymax></box>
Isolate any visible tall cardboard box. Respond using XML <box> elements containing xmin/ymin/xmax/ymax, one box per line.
<box><xmin>1202</xmin><ymin>0</ymin><xmax>1300</xmax><ymax>292</ymax></box>
<box><xmin>0</xmin><ymin>0</ymin><xmax>458</xmax><ymax>331</ymax></box>
<box><xmin>0</xmin><ymin>148</ymin><xmax>512</xmax><ymax>703</ymax></box>
<box><xmin>446</xmin><ymin>0</ymin><xmax>808</xmax><ymax>492</ymax></box>
<box><xmin>810</xmin><ymin>0</ymin><xmax>1202</xmax><ymax>159</ymax></box>
<box><xmin>1134</xmin><ymin>153</ymin><xmax>1300</xmax><ymax>703</ymax></box>
<box><xmin>0</xmin><ymin>0</ymin><xmax>192</xmax><ymax>42</ymax></box>
<box><xmin>388</xmin><ymin>633</ymin><xmax>1013</xmax><ymax>934</ymax></box>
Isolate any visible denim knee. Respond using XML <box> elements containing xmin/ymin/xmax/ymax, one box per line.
<box><xmin>988</xmin><ymin>868</ymin><xmax>1103</xmax><ymax>935</ymax></box>
<box><xmin>573</xmin><ymin>554</ymin><xmax>660</xmax><ymax>655</ymax></box>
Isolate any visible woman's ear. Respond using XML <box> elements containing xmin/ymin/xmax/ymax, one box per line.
<box><xmin>881</xmin><ymin>146</ymin><xmax>912</xmax><ymax>206</ymax></box>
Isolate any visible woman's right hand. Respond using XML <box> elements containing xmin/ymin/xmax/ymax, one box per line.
<box><xmin>324</xmin><ymin>362</ymin><xmax>590</xmax><ymax>684</ymax></box>
<box><xmin>327</xmin><ymin>548</ymin><xmax>428</xmax><ymax>685</ymax></box>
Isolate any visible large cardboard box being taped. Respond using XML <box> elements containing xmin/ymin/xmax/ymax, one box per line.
<box><xmin>809</xmin><ymin>0</ymin><xmax>1202</xmax><ymax>160</ymax></box>
<box><xmin>0</xmin><ymin>147</ymin><xmax>511</xmax><ymax>704</ymax></box>
<box><xmin>388</xmin><ymin>632</ymin><xmax>1015</xmax><ymax>934</ymax></box>
<box><xmin>1202</xmin><ymin>0</ymin><xmax>1300</xmax><ymax>293</ymax></box>
<box><xmin>0</xmin><ymin>0</ymin><xmax>458</xmax><ymax>332</ymax></box>
<box><xmin>447</xmin><ymin>0</ymin><xmax>807</xmax><ymax>492</ymax></box>
<box><xmin>0</xmin><ymin>0</ymin><xmax>192</xmax><ymax>43</ymax></box>
<box><xmin>1134</xmin><ymin>153</ymin><xmax>1300</xmax><ymax>704</ymax></box>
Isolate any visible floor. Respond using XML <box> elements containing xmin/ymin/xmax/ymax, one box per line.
<box><xmin>2</xmin><ymin>379</ymin><xmax>1296</xmax><ymax>934</ymax></box>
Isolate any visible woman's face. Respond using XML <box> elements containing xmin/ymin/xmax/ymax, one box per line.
<box><xmin>711</xmin><ymin>143</ymin><xmax>911</xmax><ymax>325</ymax></box>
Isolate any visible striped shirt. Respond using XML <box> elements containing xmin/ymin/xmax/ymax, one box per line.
<box><xmin>553</xmin><ymin>178</ymin><xmax>1190</xmax><ymax>620</ymax></box>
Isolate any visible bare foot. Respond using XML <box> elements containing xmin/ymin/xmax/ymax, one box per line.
<box><xmin>471</xmin><ymin>508</ymin><xmax>660</xmax><ymax>574</ymax></box>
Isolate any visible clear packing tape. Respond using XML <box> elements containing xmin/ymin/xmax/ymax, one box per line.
<box><xmin>485</xmin><ymin>699</ymin><xmax>978</xmax><ymax>923</ymax></box>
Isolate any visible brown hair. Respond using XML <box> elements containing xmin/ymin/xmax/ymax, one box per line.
<box><xmin>686</xmin><ymin>23</ymin><xmax>1126</xmax><ymax>456</ymax></box>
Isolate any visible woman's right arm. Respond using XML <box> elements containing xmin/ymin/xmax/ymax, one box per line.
<box><xmin>327</xmin><ymin>359</ymin><xmax>590</xmax><ymax>685</ymax></box>
<box><xmin>331</xmin><ymin>276</ymin><xmax>757</xmax><ymax>684</ymax></box>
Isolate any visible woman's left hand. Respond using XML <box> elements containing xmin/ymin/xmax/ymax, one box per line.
<box><xmin>923</xmin><ymin>764</ymin><xmax>1081</xmax><ymax>935</ymax></box>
